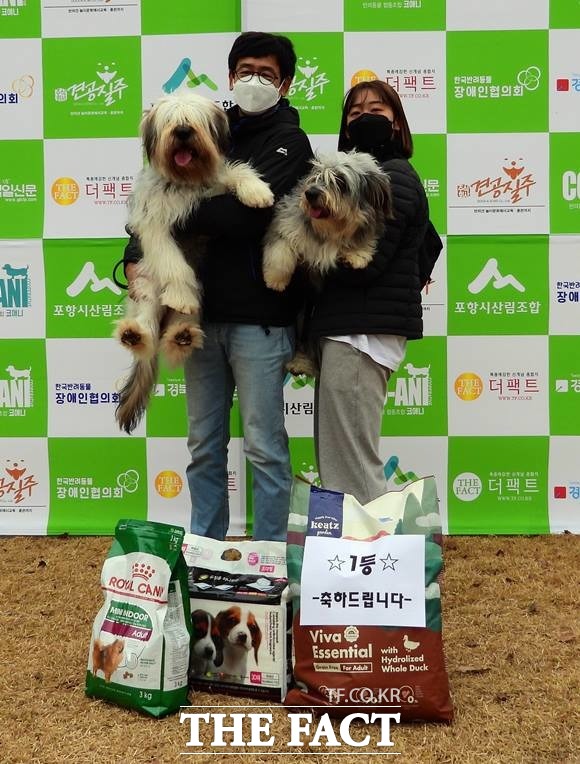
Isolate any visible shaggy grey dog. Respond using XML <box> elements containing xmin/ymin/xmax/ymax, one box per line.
<box><xmin>262</xmin><ymin>150</ymin><xmax>393</xmax><ymax>291</ymax></box>
<box><xmin>262</xmin><ymin>150</ymin><xmax>393</xmax><ymax>374</ymax></box>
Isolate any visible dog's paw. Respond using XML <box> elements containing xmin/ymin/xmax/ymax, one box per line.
<box><xmin>161</xmin><ymin>321</ymin><xmax>205</xmax><ymax>367</ymax></box>
<box><xmin>237</xmin><ymin>179</ymin><xmax>275</xmax><ymax>209</ymax></box>
<box><xmin>286</xmin><ymin>353</ymin><xmax>317</xmax><ymax>378</ymax></box>
<box><xmin>159</xmin><ymin>289</ymin><xmax>200</xmax><ymax>316</ymax></box>
<box><xmin>115</xmin><ymin>320</ymin><xmax>157</xmax><ymax>359</ymax></box>
<box><xmin>264</xmin><ymin>270</ymin><xmax>291</xmax><ymax>292</ymax></box>
<box><xmin>343</xmin><ymin>252</ymin><xmax>372</xmax><ymax>270</ymax></box>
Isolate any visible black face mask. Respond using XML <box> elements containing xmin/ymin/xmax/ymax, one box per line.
<box><xmin>347</xmin><ymin>113</ymin><xmax>394</xmax><ymax>151</ymax></box>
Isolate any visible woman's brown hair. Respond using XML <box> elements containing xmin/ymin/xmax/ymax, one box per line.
<box><xmin>338</xmin><ymin>80</ymin><xmax>414</xmax><ymax>158</ymax></box>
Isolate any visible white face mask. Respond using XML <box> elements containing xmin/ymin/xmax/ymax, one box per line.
<box><xmin>232</xmin><ymin>76</ymin><xmax>281</xmax><ymax>115</ymax></box>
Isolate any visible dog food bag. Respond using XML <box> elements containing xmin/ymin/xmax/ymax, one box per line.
<box><xmin>182</xmin><ymin>533</ymin><xmax>291</xmax><ymax>702</ymax></box>
<box><xmin>285</xmin><ymin>477</ymin><xmax>453</xmax><ymax>722</ymax></box>
<box><xmin>86</xmin><ymin>519</ymin><xmax>192</xmax><ymax>717</ymax></box>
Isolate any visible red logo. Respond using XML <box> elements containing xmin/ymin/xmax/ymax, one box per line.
<box><xmin>553</xmin><ymin>486</ymin><xmax>567</xmax><ymax>499</ymax></box>
<box><xmin>250</xmin><ymin>671</ymin><xmax>262</xmax><ymax>684</ymax></box>
<box><xmin>556</xmin><ymin>79</ymin><xmax>570</xmax><ymax>92</ymax></box>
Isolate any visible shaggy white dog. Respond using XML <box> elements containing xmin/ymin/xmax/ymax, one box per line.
<box><xmin>115</xmin><ymin>93</ymin><xmax>273</xmax><ymax>433</ymax></box>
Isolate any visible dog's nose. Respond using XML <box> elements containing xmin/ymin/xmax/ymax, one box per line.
<box><xmin>237</xmin><ymin>633</ymin><xmax>247</xmax><ymax>644</ymax></box>
<box><xmin>305</xmin><ymin>186</ymin><xmax>322</xmax><ymax>204</ymax></box>
<box><xmin>174</xmin><ymin>125</ymin><xmax>194</xmax><ymax>140</ymax></box>
<box><xmin>203</xmin><ymin>646</ymin><xmax>214</xmax><ymax>658</ymax></box>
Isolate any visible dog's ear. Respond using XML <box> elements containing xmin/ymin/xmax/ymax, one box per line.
<box><xmin>365</xmin><ymin>170</ymin><xmax>394</xmax><ymax>220</ymax></box>
<box><xmin>209</xmin><ymin>105</ymin><xmax>231</xmax><ymax>156</ymax></box>
<box><xmin>211</xmin><ymin>621</ymin><xmax>225</xmax><ymax>667</ymax></box>
<box><xmin>140</xmin><ymin>108</ymin><xmax>157</xmax><ymax>162</ymax></box>
<box><xmin>247</xmin><ymin>612</ymin><xmax>262</xmax><ymax>664</ymax></box>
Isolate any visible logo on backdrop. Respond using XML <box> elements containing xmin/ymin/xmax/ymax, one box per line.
<box><xmin>0</xmin><ymin>459</ymin><xmax>39</xmax><ymax>507</ymax></box>
<box><xmin>0</xmin><ymin>74</ymin><xmax>34</xmax><ymax>104</ymax></box>
<box><xmin>456</xmin><ymin>157</ymin><xmax>536</xmax><ymax>206</ymax></box>
<box><xmin>0</xmin><ymin>262</ymin><xmax>30</xmax><ymax>311</ymax></box>
<box><xmin>562</xmin><ymin>170</ymin><xmax>580</xmax><ymax>206</ymax></box>
<box><xmin>454</xmin><ymin>258</ymin><xmax>541</xmax><ymax>319</ymax></box>
<box><xmin>468</xmin><ymin>258</ymin><xmax>525</xmax><ymax>294</ymax></box>
<box><xmin>453</xmin><ymin>65</ymin><xmax>541</xmax><ymax>100</ymax></box>
<box><xmin>555</xmin><ymin>76</ymin><xmax>580</xmax><ymax>93</ymax></box>
<box><xmin>350</xmin><ymin>69</ymin><xmax>379</xmax><ymax>87</ymax></box>
<box><xmin>290</xmin><ymin>56</ymin><xmax>330</xmax><ymax>103</ymax></box>
<box><xmin>452</xmin><ymin>472</ymin><xmax>482</xmax><ymax>502</ymax></box>
<box><xmin>384</xmin><ymin>455</ymin><xmax>418</xmax><ymax>486</ymax></box>
<box><xmin>454</xmin><ymin>372</ymin><xmax>483</xmax><ymax>401</ymax></box>
<box><xmin>0</xmin><ymin>0</ymin><xmax>27</xmax><ymax>15</ymax></box>
<box><xmin>51</xmin><ymin>177</ymin><xmax>80</xmax><ymax>205</ymax></box>
<box><xmin>50</xmin><ymin>175</ymin><xmax>132</xmax><ymax>206</ymax></box>
<box><xmin>66</xmin><ymin>262</ymin><xmax>121</xmax><ymax>297</ymax></box>
<box><xmin>553</xmin><ymin>482</ymin><xmax>580</xmax><ymax>500</ymax></box>
<box><xmin>555</xmin><ymin>277</ymin><xmax>580</xmax><ymax>306</ymax></box>
<box><xmin>54</xmin><ymin>381</ymin><xmax>119</xmax><ymax>407</ymax></box>
<box><xmin>154</xmin><ymin>470</ymin><xmax>183</xmax><ymax>499</ymax></box>
<box><xmin>300</xmin><ymin>462</ymin><xmax>320</xmax><ymax>486</ymax></box>
<box><xmin>386</xmin><ymin>362</ymin><xmax>432</xmax><ymax>409</ymax></box>
<box><xmin>455</xmin><ymin>470</ymin><xmax>540</xmax><ymax>504</ymax></box>
<box><xmin>386</xmin><ymin>68</ymin><xmax>437</xmax><ymax>101</ymax></box>
<box><xmin>555</xmin><ymin>375</ymin><xmax>580</xmax><ymax>394</ymax></box>
<box><xmin>454</xmin><ymin>370</ymin><xmax>540</xmax><ymax>402</ymax></box>
<box><xmin>54</xmin><ymin>62</ymin><xmax>128</xmax><ymax>108</ymax></box>
<box><xmin>55</xmin><ymin>470</ymin><xmax>140</xmax><ymax>501</ymax></box>
<box><xmin>0</xmin><ymin>176</ymin><xmax>38</xmax><ymax>204</ymax></box>
<box><xmin>0</xmin><ymin>365</ymin><xmax>33</xmax><ymax>411</ymax></box>
<box><xmin>162</xmin><ymin>59</ymin><xmax>218</xmax><ymax>94</ymax></box>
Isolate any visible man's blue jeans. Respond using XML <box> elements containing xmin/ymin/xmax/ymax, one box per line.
<box><xmin>184</xmin><ymin>323</ymin><xmax>294</xmax><ymax>541</ymax></box>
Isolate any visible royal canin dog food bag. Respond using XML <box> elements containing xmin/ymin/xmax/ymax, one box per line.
<box><xmin>285</xmin><ymin>477</ymin><xmax>453</xmax><ymax>722</ymax></box>
<box><xmin>182</xmin><ymin>533</ymin><xmax>291</xmax><ymax>702</ymax></box>
<box><xmin>86</xmin><ymin>519</ymin><xmax>192</xmax><ymax>717</ymax></box>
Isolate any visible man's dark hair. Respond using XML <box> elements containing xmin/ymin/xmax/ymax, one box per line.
<box><xmin>228</xmin><ymin>32</ymin><xmax>297</xmax><ymax>82</ymax></box>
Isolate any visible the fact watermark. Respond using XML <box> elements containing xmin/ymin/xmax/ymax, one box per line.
<box><xmin>179</xmin><ymin>706</ymin><xmax>401</xmax><ymax>755</ymax></box>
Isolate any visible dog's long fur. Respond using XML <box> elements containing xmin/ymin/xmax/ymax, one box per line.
<box><xmin>114</xmin><ymin>93</ymin><xmax>274</xmax><ymax>433</ymax></box>
<box><xmin>262</xmin><ymin>151</ymin><xmax>393</xmax><ymax>375</ymax></box>
<box><xmin>262</xmin><ymin>151</ymin><xmax>393</xmax><ymax>290</ymax></box>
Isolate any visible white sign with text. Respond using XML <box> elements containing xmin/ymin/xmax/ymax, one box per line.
<box><xmin>300</xmin><ymin>535</ymin><xmax>425</xmax><ymax>627</ymax></box>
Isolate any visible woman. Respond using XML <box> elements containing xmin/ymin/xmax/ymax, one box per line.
<box><xmin>311</xmin><ymin>79</ymin><xmax>435</xmax><ymax>505</ymax></box>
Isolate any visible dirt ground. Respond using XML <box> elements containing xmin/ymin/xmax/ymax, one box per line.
<box><xmin>0</xmin><ymin>533</ymin><xmax>578</xmax><ymax>764</ymax></box>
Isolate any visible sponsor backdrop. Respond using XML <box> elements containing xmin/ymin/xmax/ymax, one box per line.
<box><xmin>1</xmin><ymin>0</ymin><xmax>579</xmax><ymax>536</ymax></box>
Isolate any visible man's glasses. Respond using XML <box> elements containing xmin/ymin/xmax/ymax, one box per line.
<box><xmin>235</xmin><ymin>69</ymin><xmax>279</xmax><ymax>86</ymax></box>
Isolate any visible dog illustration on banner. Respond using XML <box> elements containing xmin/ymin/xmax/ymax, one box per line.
<box><xmin>262</xmin><ymin>151</ymin><xmax>393</xmax><ymax>374</ymax></box>
<box><xmin>114</xmin><ymin>93</ymin><xmax>274</xmax><ymax>433</ymax></box>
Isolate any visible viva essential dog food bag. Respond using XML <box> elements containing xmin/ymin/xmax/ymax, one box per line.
<box><xmin>285</xmin><ymin>477</ymin><xmax>453</xmax><ymax>722</ymax></box>
<box><xmin>86</xmin><ymin>519</ymin><xmax>192</xmax><ymax>717</ymax></box>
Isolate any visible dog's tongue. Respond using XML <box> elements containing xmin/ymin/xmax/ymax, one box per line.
<box><xmin>309</xmin><ymin>207</ymin><xmax>324</xmax><ymax>219</ymax></box>
<box><xmin>174</xmin><ymin>150</ymin><xmax>192</xmax><ymax>167</ymax></box>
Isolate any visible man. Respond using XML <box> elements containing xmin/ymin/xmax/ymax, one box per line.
<box><xmin>117</xmin><ymin>32</ymin><xmax>313</xmax><ymax>541</ymax></box>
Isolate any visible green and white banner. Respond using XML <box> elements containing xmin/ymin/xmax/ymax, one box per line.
<box><xmin>2</xmin><ymin>0</ymin><xmax>579</xmax><ymax>535</ymax></box>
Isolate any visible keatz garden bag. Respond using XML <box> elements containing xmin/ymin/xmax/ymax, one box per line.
<box><xmin>85</xmin><ymin>519</ymin><xmax>192</xmax><ymax>717</ymax></box>
<box><xmin>285</xmin><ymin>477</ymin><xmax>453</xmax><ymax>722</ymax></box>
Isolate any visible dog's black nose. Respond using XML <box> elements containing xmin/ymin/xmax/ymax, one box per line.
<box><xmin>305</xmin><ymin>187</ymin><xmax>322</xmax><ymax>204</ymax></box>
<box><xmin>237</xmin><ymin>633</ymin><xmax>247</xmax><ymax>644</ymax></box>
<box><xmin>203</xmin><ymin>646</ymin><xmax>214</xmax><ymax>658</ymax></box>
<box><xmin>174</xmin><ymin>125</ymin><xmax>194</xmax><ymax>140</ymax></box>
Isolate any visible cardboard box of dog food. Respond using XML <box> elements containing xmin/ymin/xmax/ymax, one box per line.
<box><xmin>182</xmin><ymin>533</ymin><xmax>291</xmax><ymax>702</ymax></box>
